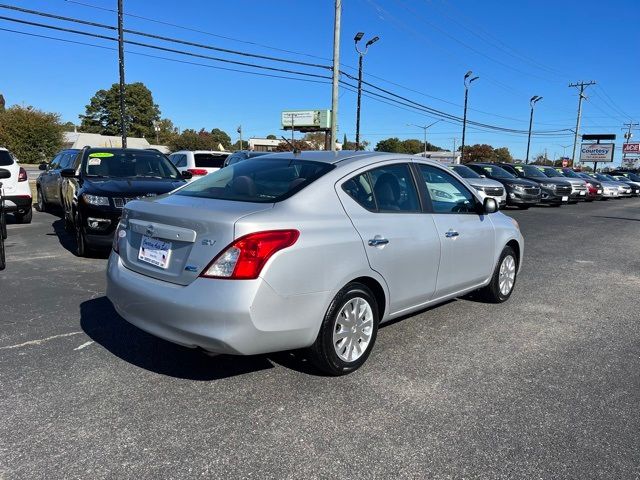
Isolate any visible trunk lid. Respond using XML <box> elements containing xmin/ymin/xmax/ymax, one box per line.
<box><xmin>119</xmin><ymin>194</ymin><xmax>272</xmax><ymax>285</ymax></box>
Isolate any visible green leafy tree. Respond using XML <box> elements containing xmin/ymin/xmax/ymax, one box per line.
<box><xmin>210</xmin><ymin>128</ymin><xmax>231</xmax><ymax>150</ymax></box>
<box><xmin>274</xmin><ymin>139</ymin><xmax>313</xmax><ymax>152</ymax></box>
<box><xmin>62</xmin><ymin>121</ymin><xmax>77</xmax><ymax>132</ymax></box>
<box><xmin>461</xmin><ymin>144</ymin><xmax>494</xmax><ymax>163</ymax></box>
<box><xmin>342</xmin><ymin>134</ymin><xmax>370</xmax><ymax>150</ymax></box>
<box><xmin>374</xmin><ymin>137</ymin><xmax>404</xmax><ymax>153</ymax></box>
<box><xmin>79</xmin><ymin>82</ymin><xmax>160</xmax><ymax>138</ymax></box>
<box><xmin>266</xmin><ymin>134</ymin><xmax>277</xmax><ymax>140</ymax></box>
<box><xmin>375</xmin><ymin>137</ymin><xmax>441</xmax><ymax>154</ymax></box>
<box><xmin>493</xmin><ymin>146</ymin><xmax>513</xmax><ymax>163</ymax></box>
<box><xmin>0</xmin><ymin>105</ymin><xmax>63</xmax><ymax>164</ymax></box>
<box><xmin>168</xmin><ymin>127</ymin><xmax>231</xmax><ymax>151</ymax></box>
<box><xmin>154</xmin><ymin>118</ymin><xmax>179</xmax><ymax>145</ymax></box>
<box><xmin>0</xmin><ymin>94</ymin><xmax>6</xmax><ymax>112</ymax></box>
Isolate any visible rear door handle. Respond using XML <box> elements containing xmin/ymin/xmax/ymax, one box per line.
<box><xmin>368</xmin><ymin>237</ymin><xmax>389</xmax><ymax>247</ymax></box>
<box><xmin>445</xmin><ymin>229</ymin><xmax>459</xmax><ymax>238</ymax></box>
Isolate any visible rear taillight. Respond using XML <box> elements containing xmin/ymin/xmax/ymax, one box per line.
<box><xmin>201</xmin><ymin>230</ymin><xmax>300</xmax><ymax>280</ymax></box>
<box><xmin>112</xmin><ymin>221</ymin><xmax>127</xmax><ymax>254</ymax></box>
<box><xmin>18</xmin><ymin>167</ymin><xmax>28</xmax><ymax>182</ymax></box>
<box><xmin>187</xmin><ymin>168</ymin><xmax>208</xmax><ymax>176</ymax></box>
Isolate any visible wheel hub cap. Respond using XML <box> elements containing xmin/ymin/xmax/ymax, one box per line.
<box><xmin>333</xmin><ymin>297</ymin><xmax>373</xmax><ymax>363</ymax></box>
<box><xmin>498</xmin><ymin>255</ymin><xmax>516</xmax><ymax>296</ymax></box>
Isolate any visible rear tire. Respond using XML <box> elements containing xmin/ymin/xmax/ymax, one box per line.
<box><xmin>0</xmin><ymin>234</ymin><xmax>5</xmax><ymax>271</ymax></box>
<box><xmin>479</xmin><ymin>246</ymin><xmax>518</xmax><ymax>303</ymax></box>
<box><xmin>14</xmin><ymin>207</ymin><xmax>32</xmax><ymax>224</ymax></box>
<box><xmin>309</xmin><ymin>282</ymin><xmax>379</xmax><ymax>376</ymax></box>
<box><xmin>36</xmin><ymin>187</ymin><xmax>48</xmax><ymax>212</ymax></box>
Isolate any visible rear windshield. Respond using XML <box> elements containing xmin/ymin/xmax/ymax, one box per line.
<box><xmin>195</xmin><ymin>153</ymin><xmax>228</xmax><ymax>168</ymax></box>
<box><xmin>450</xmin><ymin>165</ymin><xmax>481</xmax><ymax>179</ymax></box>
<box><xmin>84</xmin><ymin>151</ymin><xmax>181</xmax><ymax>179</ymax></box>
<box><xmin>0</xmin><ymin>150</ymin><xmax>14</xmax><ymax>166</ymax></box>
<box><xmin>176</xmin><ymin>158</ymin><xmax>334</xmax><ymax>203</ymax></box>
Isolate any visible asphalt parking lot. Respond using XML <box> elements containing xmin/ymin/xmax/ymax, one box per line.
<box><xmin>1</xmin><ymin>200</ymin><xmax>639</xmax><ymax>479</ymax></box>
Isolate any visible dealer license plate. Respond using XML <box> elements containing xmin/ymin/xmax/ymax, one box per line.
<box><xmin>562</xmin><ymin>196</ymin><xmax>569</xmax><ymax>201</ymax></box>
<box><xmin>580</xmin><ymin>191</ymin><xmax>586</xmax><ymax>195</ymax></box>
<box><xmin>597</xmin><ymin>189</ymin><xmax>602</xmax><ymax>194</ymax></box>
<box><xmin>138</xmin><ymin>235</ymin><xmax>172</xmax><ymax>269</ymax></box>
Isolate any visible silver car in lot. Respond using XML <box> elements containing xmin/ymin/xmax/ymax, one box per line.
<box><xmin>447</xmin><ymin>164</ymin><xmax>507</xmax><ymax>207</ymax></box>
<box><xmin>107</xmin><ymin>152</ymin><xmax>524</xmax><ymax>375</ymax></box>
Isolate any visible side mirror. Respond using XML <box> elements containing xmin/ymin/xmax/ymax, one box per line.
<box><xmin>39</xmin><ymin>163</ymin><xmax>48</xmax><ymax>171</ymax></box>
<box><xmin>181</xmin><ymin>170</ymin><xmax>193</xmax><ymax>179</ymax></box>
<box><xmin>483</xmin><ymin>197</ymin><xmax>498</xmax><ymax>214</ymax></box>
<box><xmin>0</xmin><ymin>168</ymin><xmax>10</xmax><ymax>180</ymax></box>
<box><xmin>60</xmin><ymin>168</ymin><xmax>77</xmax><ymax>178</ymax></box>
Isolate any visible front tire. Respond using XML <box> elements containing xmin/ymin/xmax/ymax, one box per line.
<box><xmin>75</xmin><ymin>214</ymin><xmax>89</xmax><ymax>257</ymax></box>
<box><xmin>479</xmin><ymin>246</ymin><xmax>518</xmax><ymax>303</ymax></box>
<box><xmin>309</xmin><ymin>282</ymin><xmax>379</xmax><ymax>376</ymax></box>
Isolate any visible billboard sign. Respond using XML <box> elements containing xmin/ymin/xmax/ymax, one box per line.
<box><xmin>579</xmin><ymin>143</ymin><xmax>614</xmax><ymax>162</ymax></box>
<box><xmin>623</xmin><ymin>143</ymin><xmax>640</xmax><ymax>154</ymax></box>
<box><xmin>281</xmin><ymin>110</ymin><xmax>331</xmax><ymax>130</ymax></box>
<box><xmin>622</xmin><ymin>157</ymin><xmax>640</xmax><ymax>169</ymax></box>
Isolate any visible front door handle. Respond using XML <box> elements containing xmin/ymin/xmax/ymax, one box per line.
<box><xmin>445</xmin><ymin>229</ymin><xmax>459</xmax><ymax>238</ymax></box>
<box><xmin>368</xmin><ymin>237</ymin><xmax>389</xmax><ymax>247</ymax></box>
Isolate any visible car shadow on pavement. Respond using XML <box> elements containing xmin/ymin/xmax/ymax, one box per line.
<box><xmin>591</xmin><ymin>215</ymin><xmax>640</xmax><ymax>222</ymax></box>
<box><xmin>80</xmin><ymin>296</ymin><xmax>276</xmax><ymax>380</ymax></box>
<box><xmin>50</xmin><ymin>218</ymin><xmax>77</xmax><ymax>255</ymax></box>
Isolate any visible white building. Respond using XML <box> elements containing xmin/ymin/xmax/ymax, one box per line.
<box><xmin>63</xmin><ymin>131</ymin><xmax>170</xmax><ymax>153</ymax></box>
<box><xmin>414</xmin><ymin>151</ymin><xmax>461</xmax><ymax>164</ymax></box>
<box><xmin>247</xmin><ymin>137</ymin><xmax>281</xmax><ymax>152</ymax></box>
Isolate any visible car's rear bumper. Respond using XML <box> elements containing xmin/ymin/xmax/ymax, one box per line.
<box><xmin>106</xmin><ymin>253</ymin><xmax>327</xmax><ymax>355</ymax></box>
<box><xmin>3</xmin><ymin>194</ymin><xmax>32</xmax><ymax>213</ymax></box>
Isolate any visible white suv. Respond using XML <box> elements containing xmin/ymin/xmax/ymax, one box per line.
<box><xmin>0</xmin><ymin>148</ymin><xmax>32</xmax><ymax>223</ymax></box>
<box><xmin>168</xmin><ymin>150</ymin><xmax>230</xmax><ymax>180</ymax></box>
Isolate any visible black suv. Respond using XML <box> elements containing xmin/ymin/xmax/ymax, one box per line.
<box><xmin>468</xmin><ymin>163</ymin><xmax>541</xmax><ymax>209</ymax></box>
<box><xmin>496</xmin><ymin>163</ymin><xmax>572</xmax><ymax>206</ymax></box>
<box><xmin>61</xmin><ymin>148</ymin><xmax>190</xmax><ymax>256</ymax></box>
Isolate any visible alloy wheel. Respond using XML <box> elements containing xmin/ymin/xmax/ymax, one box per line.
<box><xmin>332</xmin><ymin>297</ymin><xmax>374</xmax><ymax>363</ymax></box>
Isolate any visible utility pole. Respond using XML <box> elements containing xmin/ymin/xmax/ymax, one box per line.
<box><xmin>117</xmin><ymin>0</ymin><xmax>127</xmax><ymax>148</ymax></box>
<box><xmin>461</xmin><ymin>71</ymin><xmax>479</xmax><ymax>163</ymax></box>
<box><xmin>330</xmin><ymin>0</ymin><xmax>341</xmax><ymax>151</ymax></box>
<box><xmin>407</xmin><ymin>120</ymin><xmax>441</xmax><ymax>157</ymax></box>
<box><xmin>569</xmin><ymin>81</ymin><xmax>596</xmax><ymax>166</ymax></box>
<box><xmin>237</xmin><ymin>125</ymin><xmax>243</xmax><ymax>150</ymax></box>
<box><xmin>622</xmin><ymin>122</ymin><xmax>639</xmax><ymax>165</ymax></box>
<box><xmin>525</xmin><ymin>96</ymin><xmax>542</xmax><ymax>164</ymax></box>
<box><xmin>452</xmin><ymin>137</ymin><xmax>458</xmax><ymax>163</ymax></box>
<box><xmin>354</xmin><ymin>32</ymin><xmax>379</xmax><ymax>150</ymax></box>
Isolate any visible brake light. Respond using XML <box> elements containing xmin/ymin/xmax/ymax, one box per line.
<box><xmin>187</xmin><ymin>168</ymin><xmax>208</xmax><ymax>176</ymax></box>
<box><xmin>18</xmin><ymin>167</ymin><xmax>28</xmax><ymax>182</ymax></box>
<box><xmin>201</xmin><ymin>230</ymin><xmax>300</xmax><ymax>279</ymax></box>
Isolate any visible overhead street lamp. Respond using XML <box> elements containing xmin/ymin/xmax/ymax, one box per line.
<box><xmin>407</xmin><ymin>120</ymin><xmax>442</xmax><ymax>157</ymax></box>
<box><xmin>152</xmin><ymin>120</ymin><xmax>160</xmax><ymax>144</ymax></box>
<box><xmin>460</xmin><ymin>70</ymin><xmax>479</xmax><ymax>163</ymax></box>
<box><xmin>354</xmin><ymin>32</ymin><xmax>379</xmax><ymax>150</ymax></box>
<box><xmin>555</xmin><ymin>144</ymin><xmax>572</xmax><ymax>158</ymax></box>
<box><xmin>525</xmin><ymin>95</ymin><xmax>543</xmax><ymax>164</ymax></box>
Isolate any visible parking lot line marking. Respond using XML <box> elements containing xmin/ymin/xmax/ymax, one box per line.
<box><xmin>73</xmin><ymin>341</ymin><xmax>94</xmax><ymax>351</ymax></box>
<box><xmin>0</xmin><ymin>331</ymin><xmax>83</xmax><ymax>350</ymax></box>
<box><xmin>7</xmin><ymin>254</ymin><xmax>67</xmax><ymax>262</ymax></box>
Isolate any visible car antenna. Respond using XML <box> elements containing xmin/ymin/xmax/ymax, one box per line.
<box><xmin>281</xmin><ymin>136</ymin><xmax>300</xmax><ymax>154</ymax></box>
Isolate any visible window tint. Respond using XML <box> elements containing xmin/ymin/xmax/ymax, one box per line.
<box><xmin>176</xmin><ymin>158</ymin><xmax>333</xmax><ymax>203</ymax></box>
<box><xmin>49</xmin><ymin>153</ymin><xmax>63</xmax><ymax>169</ymax></box>
<box><xmin>419</xmin><ymin>164</ymin><xmax>477</xmax><ymax>214</ymax></box>
<box><xmin>369</xmin><ymin>164</ymin><xmax>420</xmax><ymax>212</ymax></box>
<box><xmin>0</xmin><ymin>150</ymin><xmax>13</xmax><ymax>166</ymax></box>
<box><xmin>176</xmin><ymin>155</ymin><xmax>187</xmax><ymax>168</ymax></box>
<box><xmin>343</xmin><ymin>172</ymin><xmax>376</xmax><ymax>211</ymax></box>
<box><xmin>59</xmin><ymin>153</ymin><xmax>75</xmax><ymax>169</ymax></box>
<box><xmin>194</xmin><ymin>153</ymin><xmax>228</xmax><ymax>168</ymax></box>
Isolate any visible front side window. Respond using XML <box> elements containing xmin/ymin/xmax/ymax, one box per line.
<box><xmin>418</xmin><ymin>164</ymin><xmax>477</xmax><ymax>214</ymax></box>
<box><xmin>176</xmin><ymin>158</ymin><xmax>333</xmax><ymax>203</ymax></box>
<box><xmin>49</xmin><ymin>153</ymin><xmax>63</xmax><ymax>169</ymax></box>
<box><xmin>84</xmin><ymin>151</ymin><xmax>181</xmax><ymax>179</ymax></box>
<box><xmin>59</xmin><ymin>153</ymin><xmax>75</xmax><ymax>170</ymax></box>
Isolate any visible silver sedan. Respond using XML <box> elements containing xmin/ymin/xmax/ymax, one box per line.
<box><xmin>107</xmin><ymin>152</ymin><xmax>524</xmax><ymax>375</ymax></box>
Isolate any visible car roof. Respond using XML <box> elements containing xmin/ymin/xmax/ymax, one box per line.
<box><xmin>253</xmin><ymin>150</ymin><xmax>407</xmax><ymax>165</ymax></box>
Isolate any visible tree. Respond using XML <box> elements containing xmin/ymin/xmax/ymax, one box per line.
<box><xmin>374</xmin><ymin>137</ymin><xmax>404</xmax><ymax>153</ymax></box>
<box><xmin>0</xmin><ymin>94</ymin><xmax>5</xmax><ymax>112</ymax></box>
<box><xmin>493</xmin><ymin>146</ymin><xmax>513</xmax><ymax>163</ymax></box>
<box><xmin>375</xmin><ymin>137</ymin><xmax>442</xmax><ymax>154</ymax></box>
<box><xmin>303</xmin><ymin>132</ymin><xmax>327</xmax><ymax>149</ymax></box>
<box><xmin>154</xmin><ymin>118</ymin><xmax>178</xmax><ymax>145</ymax></box>
<box><xmin>461</xmin><ymin>144</ymin><xmax>494</xmax><ymax>163</ymax></box>
<box><xmin>266</xmin><ymin>134</ymin><xmax>277</xmax><ymax>140</ymax></box>
<box><xmin>0</xmin><ymin>105</ymin><xmax>64</xmax><ymax>164</ymax></box>
<box><xmin>210</xmin><ymin>128</ymin><xmax>231</xmax><ymax>150</ymax></box>
<box><xmin>274</xmin><ymin>139</ymin><xmax>313</xmax><ymax>152</ymax></box>
<box><xmin>62</xmin><ymin>121</ymin><xmax>77</xmax><ymax>132</ymax></box>
<box><xmin>79</xmin><ymin>82</ymin><xmax>160</xmax><ymax>138</ymax></box>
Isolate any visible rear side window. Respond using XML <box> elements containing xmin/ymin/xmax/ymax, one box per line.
<box><xmin>343</xmin><ymin>163</ymin><xmax>420</xmax><ymax>213</ymax></box>
<box><xmin>194</xmin><ymin>153</ymin><xmax>228</xmax><ymax>168</ymax></box>
<box><xmin>0</xmin><ymin>150</ymin><xmax>14</xmax><ymax>166</ymax></box>
<box><xmin>176</xmin><ymin>158</ymin><xmax>334</xmax><ymax>203</ymax></box>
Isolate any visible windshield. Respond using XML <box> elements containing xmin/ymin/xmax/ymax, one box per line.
<box><xmin>603</xmin><ymin>174</ymin><xmax>618</xmax><ymax>181</ymax></box>
<box><xmin>176</xmin><ymin>158</ymin><xmax>334</xmax><ymax>203</ymax></box>
<box><xmin>450</xmin><ymin>165</ymin><xmax>481</xmax><ymax>179</ymax></box>
<box><xmin>515</xmin><ymin>165</ymin><xmax>546</xmax><ymax>178</ymax></box>
<box><xmin>594</xmin><ymin>174</ymin><xmax>610</xmax><ymax>182</ymax></box>
<box><xmin>84</xmin><ymin>150</ymin><xmax>181</xmax><ymax>179</ymax></box>
<box><xmin>560</xmin><ymin>169</ymin><xmax>581</xmax><ymax>178</ymax></box>
<box><xmin>537</xmin><ymin>166</ymin><xmax>564</xmax><ymax>178</ymax></box>
<box><xmin>0</xmin><ymin>150</ymin><xmax>14</xmax><ymax>166</ymax></box>
<box><xmin>625</xmin><ymin>173</ymin><xmax>640</xmax><ymax>181</ymax></box>
<box><xmin>476</xmin><ymin>165</ymin><xmax>515</xmax><ymax>179</ymax></box>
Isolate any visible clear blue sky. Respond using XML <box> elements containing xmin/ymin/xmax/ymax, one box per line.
<box><xmin>1</xmin><ymin>0</ymin><xmax>639</xmax><ymax>161</ymax></box>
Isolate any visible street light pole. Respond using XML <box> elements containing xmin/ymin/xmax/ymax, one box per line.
<box><xmin>461</xmin><ymin>71</ymin><xmax>479</xmax><ymax>163</ymax></box>
<box><xmin>237</xmin><ymin>125</ymin><xmax>243</xmax><ymax>151</ymax></box>
<box><xmin>330</xmin><ymin>0</ymin><xmax>341</xmax><ymax>152</ymax></box>
<box><xmin>407</xmin><ymin>120</ymin><xmax>441</xmax><ymax>157</ymax></box>
<box><xmin>354</xmin><ymin>32</ymin><xmax>379</xmax><ymax>150</ymax></box>
<box><xmin>525</xmin><ymin>95</ymin><xmax>542</xmax><ymax>164</ymax></box>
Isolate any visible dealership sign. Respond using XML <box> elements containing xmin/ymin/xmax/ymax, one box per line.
<box><xmin>281</xmin><ymin>110</ymin><xmax>331</xmax><ymax>130</ymax></box>
<box><xmin>623</xmin><ymin>143</ymin><xmax>640</xmax><ymax>154</ymax></box>
<box><xmin>579</xmin><ymin>143</ymin><xmax>615</xmax><ymax>162</ymax></box>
